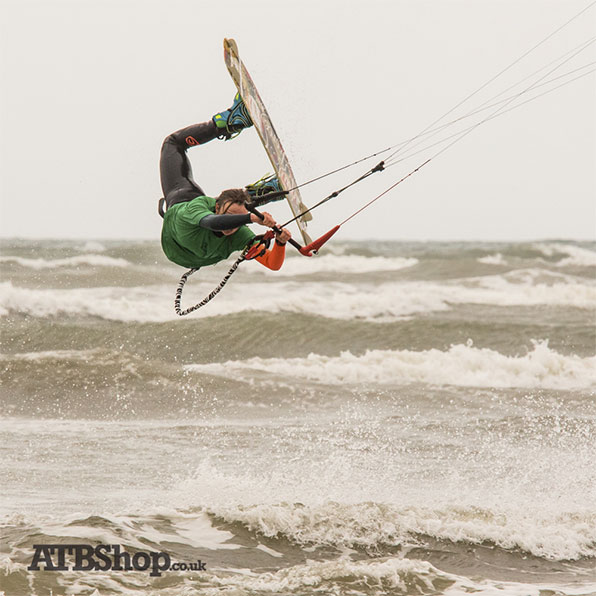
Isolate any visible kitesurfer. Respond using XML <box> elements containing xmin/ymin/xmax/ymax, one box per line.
<box><xmin>159</xmin><ymin>94</ymin><xmax>291</xmax><ymax>270</ymax></box>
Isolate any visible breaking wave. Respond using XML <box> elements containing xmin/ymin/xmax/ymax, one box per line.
<box><xmin>0</xmin><ymin>254</ymin><xmax>130</xmax><ymax>269</ymax></box>
<box><xmin>1</xmin><ymin>266</ymin><xmax>594</xmax><ymax>322</ymax></box>
<box><xmin>185</xmin><ymin>340</ymin><xmax>596</xmax><ymax>390</ymax></box>
<box><xmin>533</xmin><ymin>242</ymin><xmax>596</xmax><ymax>267</ymax></box>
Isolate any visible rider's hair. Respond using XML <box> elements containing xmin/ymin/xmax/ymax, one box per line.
<box><xmin>216</xmin><ymin>188</ymin><xmax>250</xmax><ymax>210</ymax></box>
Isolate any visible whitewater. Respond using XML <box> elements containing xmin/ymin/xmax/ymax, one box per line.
<box><xmin>1</xmin><ymin>238</ymin><xmax>595</xmax><ymax>596</ymax></box>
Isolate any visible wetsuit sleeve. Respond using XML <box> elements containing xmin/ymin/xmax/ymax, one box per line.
<box><xmin>199</xmin><ymin>213</ymin><xmax>252</xmax><ymax>231</ymax></box>
<box><xmin>255</xmin><ymin>240</ymin><xmax>286</xmax><ymax>271</ymax></box>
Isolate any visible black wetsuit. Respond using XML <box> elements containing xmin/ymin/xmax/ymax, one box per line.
<box><xmin>159</xmin><ymin>120</ymin><xmax>250</xmax><ymax>231</ymax></box>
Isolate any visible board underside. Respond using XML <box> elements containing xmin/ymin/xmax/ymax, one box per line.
<box><xmin>223</xmin><ymin>38</ymin><xmax>312</xmax><ymax>246</ymax></box>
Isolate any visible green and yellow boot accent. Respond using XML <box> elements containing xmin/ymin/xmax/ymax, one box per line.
<box><xmin>245</xmin><ymin>173</ymin><xmax>286</xmax><ymax>206</ymax></box>
<box><xmin>213</xmin><ymin>93</ymin><xmax>253</xmax><ymax>140</ymax></box>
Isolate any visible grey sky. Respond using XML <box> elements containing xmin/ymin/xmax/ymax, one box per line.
<box><xmin>1</xmin><ymin>0</ymin><xmax>595</xmax><ymax>241</ymax></box>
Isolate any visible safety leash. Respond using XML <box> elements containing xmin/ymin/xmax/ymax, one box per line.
<box><xmin>174</xmin><ymin>234</ymin><xmax>273</xmax><ymax>316</ymax></box>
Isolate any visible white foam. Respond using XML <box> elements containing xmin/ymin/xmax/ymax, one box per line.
<box><xmin>7</xmin><ymin>542</ymin><xmax>587</xmax><ymax>596</ymax></box>
<box><xmin>185</xmin><ymin>340</ymin><xmax>596</xmax><ymax>390</ymax></box>
<box><xmin>444</xmin><ymin>578</ymin><xmax>596</xmax><ymax>596</ymax></box>
<box><xmin>255</xmin><ymin>544</ymin><xmax>284</xmax><ymax>558</ymax></box>
<box><xmin>461</xmin><ymin>269</ymin><xmax>595</xmax><ymax>308</ymax></box>
<box><xmin>29</xmin><ymin>514</ymin><xmax>152</xmax><ymax>551</ymax></box>
<box><xmin>171</xmin><ymin>514</ymin><xmax>241</xmax><ymax>550</ymax></box>
<box><xmin>0</xmin><ymin>282</ymin><xmax>170</xmax><ymax>322</ymax></box>
<box><xmin>210</xmin><ymin>557</ymin><xmax>444</xmax><ymax>594</ymax></box>
<box><xmin>0</xmin><ymin>349</ymin><xmax>102</xmax><ymax>362</ymax></box>
<box><xmin>478</xmin><ymin>253</ymin><xmax>507</xmax><ymax>265</ymax></box>
<box><xmin>1</xmin><ymin>264</ymin><xmax>594</xmax><ymax>322</ymax></box>
<box><xmin>533</xmin><ymin>243</ymin><xmax>596</xmax><ymax>267</ymax></box>
<box><xmin>209</xmin><ymin>555</ymin><xmax>596</xmax><ymax>596</ymax></box>
<box><xmin>252</xmin><ymin>253</ymin><xmax>419</xmax><ymax>276</ymax></box>
<box><xmin>0</xmin><ymin>254</ymin><xmax>129</xmax><ymax>269</ymax></box>
<box><xmin>206</xmin><ymin>500</ymin><xmax>596</xmax><ymax>562</ymax></box>
<box><xmin>80</xmin><ymin>241</ymin><xmax>107</xmax><ymax>252</ymax></box>
<box><xmin>1</xmin><ymin>510</ymin><xmax>239</xmax><ymax>555</ymax></box>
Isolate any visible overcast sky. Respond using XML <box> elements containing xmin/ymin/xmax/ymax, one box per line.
<box><xmin>1</xmin><ymin>0</ymin><xmax>594</xmax><ymax>241</ymax></box>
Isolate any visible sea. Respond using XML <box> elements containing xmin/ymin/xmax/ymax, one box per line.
<box><xmin>1</xmin><ymin>237</ymin><xmax>595</xmax><ymax>596</ymax></box>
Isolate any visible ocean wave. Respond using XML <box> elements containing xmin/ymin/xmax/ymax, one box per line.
<box><xmin>0</xmin><ymin>349</ymin><xmax>104</xmax><ymax>362</ymax></box>
<box><xmin>3</xmin><ymin>539</ymin><xmax>578</xmax><ymax>596</ymax></box>
<box><xmin>0</xmin><ymin>254</ymin><xmax>130</xmax><ymax>269</ymax></box>
<box><xmin>207</xmin><ymin>559</ymin><xmax>596</xmax><ymax>596</ymax></box>
<box><xmin>477</xmin><ymin>253</ymin><xmax>507</xmax><ymax>265</ymax></box>
<box><xmin>253</xmin><ymin>254</ymin><xmax>419</xmax><ymax>276</ymax></box>
<box><xmin>4</xmin><ymin>502</ymin><xmax>595</xmax><ymax>574</ymax></box>
<box><xmin>533</xmin><ymin>243</ymin><xmax>596</xmax><ymax>267</ymax></box>
<box><xmin>0</xmin><ymin>348</ymin><xmax>161</xmax><ymax>383</ymax></box>
<box><xmin>185</xmin><ymin>341</ymin><xmax>596</xmax><ymax>390</ymax></box>
<box><xmin>207</xmin><ymin>500</ymin><xmax>596</xmax><ymax>562</ymax></box>
<box><xmin>209</xmin><ymin>557</ymin><xmax>452</xmax><ymax>595</ymax></box>
<box><xmin>467</xmin><ymin>269</ymin><xmax>596</xmax><ymax>308</ymax></box>
<box><xmin>80</xmin><ymin>240</ymin><xmax>107</xmax><ymax>252</ymax></box>
<box><xmin>1</xmin><ymin>266</ymin><xmax>594</xmax><ymax>322</ymax></box>
<box><xmin>0</xmin><ymin>282</ymin><xmax>168</xmax><ymax>321</ymax></box>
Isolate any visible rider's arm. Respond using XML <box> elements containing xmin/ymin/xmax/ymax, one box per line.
<box><xmin>255</xmin><ymin>239</ymin><xmax>286</xmax><ymax>271</ymax></box>
<box><xmin>199</xmin><ymin>213</ymin><xmax>251</xmax><ymax>231</ymax></box>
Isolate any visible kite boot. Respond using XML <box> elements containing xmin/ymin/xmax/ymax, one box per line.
<box><xmin>245</xmin><ymin>173</ymin><xmax>286</xmax><ymax>206</ymax></box>
<box><xmin>213</xmin><ymin>93</ymin><xmax>253</xmax><ymax>140</ymax></box>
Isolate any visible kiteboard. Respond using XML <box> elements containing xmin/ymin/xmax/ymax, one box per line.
<box><xmin>223</xmin><ymin>38</ymin><xmax>312</xmax><ymax>245</ymax></box>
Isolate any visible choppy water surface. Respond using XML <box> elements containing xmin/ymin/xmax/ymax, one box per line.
<box><xmin>1</xmin><ymin>238</ymin><xmax>595</xmax><ymax>595</ymax></box>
